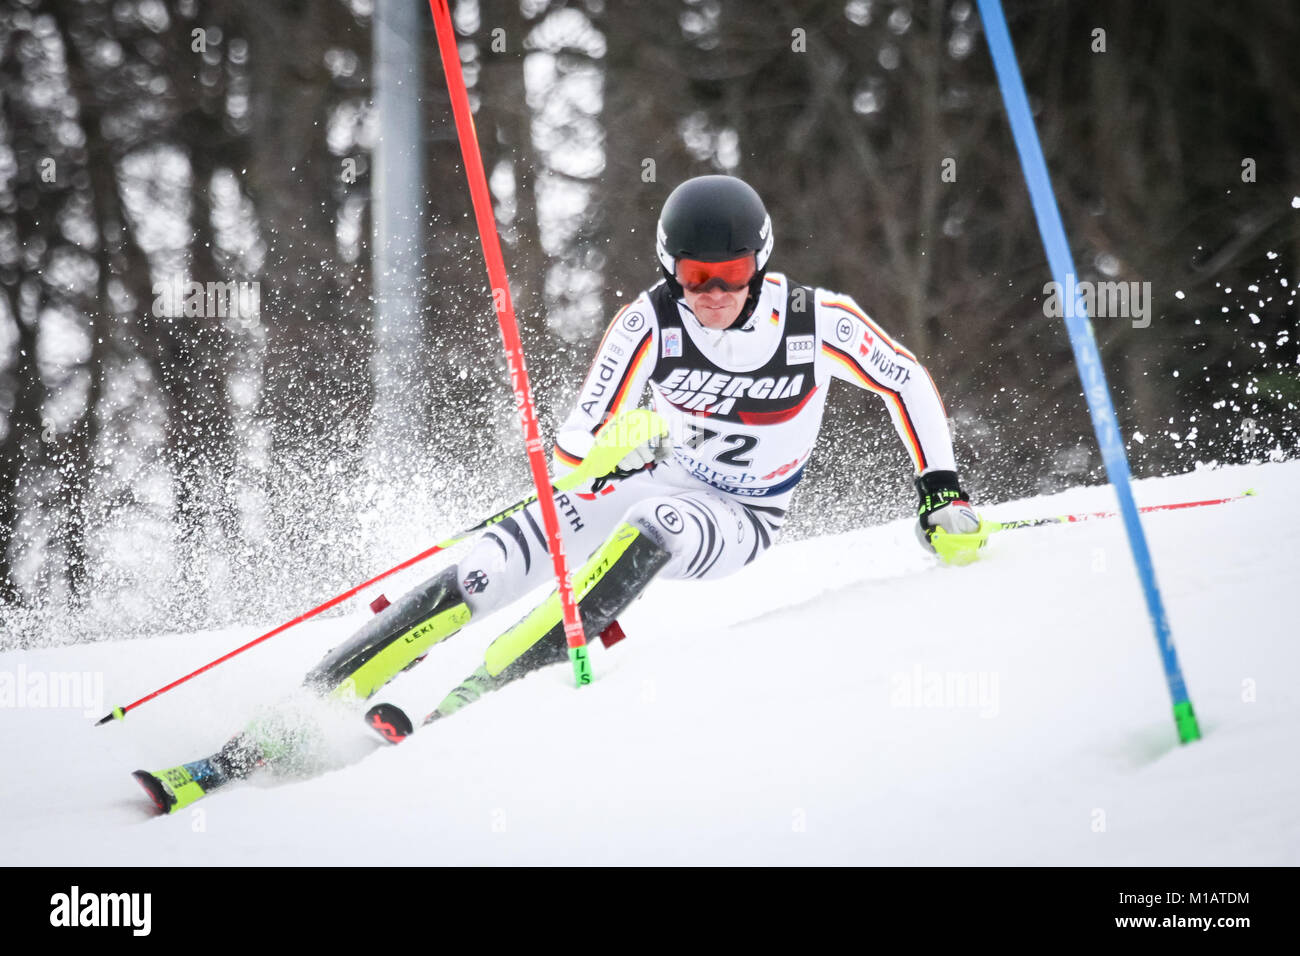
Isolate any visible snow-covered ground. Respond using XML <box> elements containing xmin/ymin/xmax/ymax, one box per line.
<box><xmin>2</xmin><ymin>460</ymin><xmax>1297</xmax><ymax>865</ymax></box>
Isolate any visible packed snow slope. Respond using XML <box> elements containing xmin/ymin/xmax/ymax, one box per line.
<box><xmin>3</xmin><ymin>461</ymin><xmax>1297</xmax><ymax>866</ymax></box>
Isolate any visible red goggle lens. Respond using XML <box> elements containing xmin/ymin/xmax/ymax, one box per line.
<box><xmin>675</xmin><ymin>255</ymin><xmax>756</xmax><ymax>293</ymax></box>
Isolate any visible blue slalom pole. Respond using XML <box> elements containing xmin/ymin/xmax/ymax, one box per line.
<box><xmin>976</xmin><ymin>0</ymin><xmax>1200</xmax><ymax>743</ymax></box>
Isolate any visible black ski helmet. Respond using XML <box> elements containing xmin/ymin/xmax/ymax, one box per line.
<box><xmin>656</xmin><ymin>175</ymin><xmax>773</xmax><ymax>323</ymax></box>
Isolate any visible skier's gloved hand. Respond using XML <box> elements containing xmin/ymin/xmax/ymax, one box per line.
<box><xmin>590</xmin><ymin>432</ymin><xmax>673</xmax><ymax>493</ymax></box>
<box><xmin>915</xmin><ymin>470</ymin><xmax>985</xmax><ymax>565</ymax></box>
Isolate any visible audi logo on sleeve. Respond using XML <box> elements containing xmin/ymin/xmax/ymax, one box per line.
<box><xmin>785</xmin><ymin>335</ymin><xmax>814</xmax><ymax>365</ymax></box>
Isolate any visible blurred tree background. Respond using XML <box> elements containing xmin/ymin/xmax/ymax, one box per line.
<box><xmin>1</xmin><ymin>0</ymin><xmax>1296</xmax><ymax>643</ymax></box>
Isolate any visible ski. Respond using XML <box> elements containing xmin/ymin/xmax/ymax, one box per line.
<box><xmin>362</xmin><ymin>669</ymin><xmax>488</xmax><ymax>744</ymax></box>
<box><xmin>133</xmin><ymin>732</ymin><xmax>264</xmax><ymax>814</ymax></box>
<box><xmin>363</xmin><ymin>620</ymin><xmax>634</xmax><ymax>746</ymax></box>
<box><xmin>132</xmin><ymin>760</ymin><xmax>225</xmax><ymax>814</ymax></box>
<box><xmin>365</xmin><ymin>702</ymin><xmax>414</xmax><ymax>744</ymax></box>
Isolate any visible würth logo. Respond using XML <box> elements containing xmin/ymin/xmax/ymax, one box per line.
<box><xmin>49</xmin><ymin>886</ymin><xmax>152</xmax><ymax>936</ymax></box>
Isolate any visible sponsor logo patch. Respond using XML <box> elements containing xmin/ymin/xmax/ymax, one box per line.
<box><xmin>868</xmin><ymin>348</ymin><xmax>911</xmax><ymax>385</ymax></box>
<box><xmin>786</xmin><ymin>334</ymin><xmax>814</xmax><ymax>365</ymax></box>
<box><xmin>623</xmin><ymin>311</ymin><xmax>646</xmax><ymax>332</ymax></box>
<box><xmin>655</xmin><ymin>504</ymin><xmax>684</xmax><ymax>534</ymax></box>
<box><xmin>835</xmin><ymin>316</ymin><xmax>855</xmax><ymax>343</ymax></box>
<box><xmin>655</xmin><ymin>368</ymin><xmax>807</xmax><ymax>415</ymax></box>
<box><xmin>556</xmin><ymin>493</ymin><xmax>585</xmax><ymax>533</ymax></box>
<box><xmin>662</xmin><ymin>327</ymin><xmax>682</xmax><ymax>358</ymax></box>
<box><xmin>858</xmin><ymin>326</ymin><xmax>875</xmax><ymax>357</ymax></box>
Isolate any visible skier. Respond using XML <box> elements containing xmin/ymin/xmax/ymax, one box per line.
<box><xmin>345</xmin><ymin>172</ymin><xmax>983</xmax><ymax>736</ymax></box>
<box><xmin>134</xmin><ymin>175</ymin><xmax>983</xmax><ymax>811</ymax></box>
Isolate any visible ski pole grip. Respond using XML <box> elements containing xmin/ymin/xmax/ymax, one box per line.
<box><xmin>554</xmin><ymin>409</ymin><xmax>669</xmax><ymax>492</ymax></box>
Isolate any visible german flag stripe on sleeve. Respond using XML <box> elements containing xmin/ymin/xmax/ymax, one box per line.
<box><xmin>822</xmin><ymin>298</ymin><xmax>918</xmax><ymax>363</ymax></box>
<box><xmin>589</xmin><ymin>328</ymin><xmax>654</xmax><ymax>435</ymax></box>
<box><xmin>554</xmin><ymin>444</ymin><xmax>583</xmax><ymax>467</ymax></box>
<box><xmin>822</xmin><ymin>342</ymin><xmax>928</xmax><ymax>471</ymax></box>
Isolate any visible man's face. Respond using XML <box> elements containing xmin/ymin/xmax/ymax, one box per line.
<box><xmin>675</xmin><ymin>253</ymin><xmax>756</xmax><ymax>329</ymax></box>
<box><xmin>683</xmin><ymin>284</ymin><xmax>749</xmax><ymax>329</ymax></box>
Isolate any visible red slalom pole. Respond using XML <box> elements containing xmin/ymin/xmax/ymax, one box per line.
<box><xmin>95</xmin><ymin>542</ymin><xmax>447</xmax><ymax>725</ymax></box>
<box><xmin>1065</xmin><ymin>493</ymin><xmax>1249</xmax><ymax>522</ymax></box>
<box><xmin>992</xmin><ymin>490</ymin><xmax>1255</xmax><ymax>532</ymax></box>
<box><xmin>426</xmin><ymin>0</ymin><xmax>590</xmax><ymax>684</ymax></box>
<box><xmin>96</xmin><ymin>459</ymin><xmax>619</xmax><ymax>725</ymax></box>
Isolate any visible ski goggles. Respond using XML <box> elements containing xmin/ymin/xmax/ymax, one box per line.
<box><xmin>674</xmin><ymin>255</ymin><xmax>756</xmax><ymax>294</ymax></box>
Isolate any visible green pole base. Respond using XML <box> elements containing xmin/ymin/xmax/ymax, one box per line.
<box><xmin>1174</xmin><ymin>700</ymin><xmax>1201</xmax><ymax>744</ymax></box>
<box><xmin>569</xmin><ymin>645</ymin><xmax>592</xmax><ymax>687</ymax></box>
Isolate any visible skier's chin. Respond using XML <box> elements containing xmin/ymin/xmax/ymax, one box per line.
<box><xmin>688</xmin><ymin>294</ymin><xmax>745</xmax><ymax>329</ymax></box>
